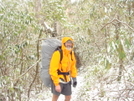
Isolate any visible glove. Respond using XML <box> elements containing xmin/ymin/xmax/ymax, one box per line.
<box><xmin>72</xmin><ymin>78</ymin><xmax>77</xmax><ymax>87</ymax></box>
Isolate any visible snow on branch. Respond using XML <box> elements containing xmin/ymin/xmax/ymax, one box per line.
<box><xmin>43</xmin><ymin>22</ymin><xmax>57</xmax><ymax>37</ymax></box>
<box><xmin>44</xmin><ymin>22</ymin><xmax>54</xmax><ymax>33</ymax></box>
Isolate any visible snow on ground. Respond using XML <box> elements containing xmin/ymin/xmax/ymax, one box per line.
<box><xmin>75</xmin><ymin>65</ymin><xmax>134</xmax><ymax>101</ymax></box>
<box><xmin>29</xmin><ymin>75</ymin><xmax>84</xmax><ymax>101</ymax></box>
<box><xmin>30</xmin><ymin>65</ymin><xmax>134</xmax><ymax>101</ymax></box>
<box><xmin>44</xmin><ymin>75</ymin><xmax>84</xmax><ymax>101</ymax></box>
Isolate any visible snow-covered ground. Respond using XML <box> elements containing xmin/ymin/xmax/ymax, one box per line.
<box><xmin>29</xmin><ymin>75</ymin><xmax>84</xmax><ymax>101</ymax></box>
<box><xmin>44</xmin><ymin>75</ymin><xmax>84</xmax><ymax>101</ymax></box>
<box><xmin>74</xmin><ymin>65</ymin><xmax>134</xmax><ymax>101</ymax></box>
<box><xmin>30</xmin><ymin>65</ymin><xmax>134</xmax><ymax>101</ymax></box>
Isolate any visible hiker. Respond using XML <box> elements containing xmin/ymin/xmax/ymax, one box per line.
<box><xmin>49</xmin><ymin>37</ymin><xmax>77</xmax><ymax>101</ymax></box>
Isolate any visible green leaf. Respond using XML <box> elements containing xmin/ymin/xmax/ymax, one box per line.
<box><xmin>105</xmin><ymin>59</ymin><xmax>111</xmax><ymax>70</ymax></box>
<box><xmin>125</xmin><ymin>38</ymin><xmax>131</xmax><ymax>48</ymax></box>
<box><xmin>117</xmin><ymin>42</ymin><xmax>126</xmax><ymax>59</ymax></box>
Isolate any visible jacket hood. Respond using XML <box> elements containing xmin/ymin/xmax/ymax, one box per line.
<box><xmin>62</xmin><ymin>37</ymin><xmax>73</xmax><ymax>44</ymax></box>
<box><xmin>61</xmin><ymin>37</ymin><xmax>73</xmax><ymax>53</ymax></box>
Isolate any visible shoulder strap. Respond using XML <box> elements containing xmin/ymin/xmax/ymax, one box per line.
<box><xmin>58</xmin><ymin>47</ymin><xmax>74</xmax><ymax>62</ymax></box>
<box><xmin>70</xmin><ymin>51</ymin><xmax>73</xmax><ymax>61</ymax></box>
<box><xmin>57</xmin><ymin>46</ymin><xmax>63</xmax><ymax>63</ymax></box>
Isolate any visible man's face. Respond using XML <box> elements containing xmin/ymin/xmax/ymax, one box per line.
<box><xmin>64</xmin><ymin>40</ymin><xmax>73</xmax><ymax>50</ymax></box>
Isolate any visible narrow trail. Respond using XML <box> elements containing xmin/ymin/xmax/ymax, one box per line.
<box><xmin>44</xmin><ymin>75</ymin><xmax>84</xmax><ymax>101</ymax></box>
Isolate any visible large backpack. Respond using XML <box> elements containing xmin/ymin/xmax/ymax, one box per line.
<box><xmin>40</xmin><ymin>38</ymin><xmax>61</xmax><ymax>87</ymax></box>
<box><xmin>40</xmin><ymin>38</ymin><xmax>81</xmax><ymax>87</ymax></box>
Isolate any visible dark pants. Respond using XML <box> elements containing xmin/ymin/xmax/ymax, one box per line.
<box><xmin>51</xmin><ymin>81</ymin><xmax>72</xmax><ymax>96</ymax></box>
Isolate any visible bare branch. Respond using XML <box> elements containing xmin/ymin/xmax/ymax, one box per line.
<box><xmin>115</xmin><ymin>18</ymin><xmax>134</xmax><ymax>32</ymax></box>
<box><xmin>100</xmin><ymin>19</ymin><xmax>116</xmax><ymax>30</ymax></box>
<box><xmin>100</xmin><ymin>18</ymin><xmax>134</xmax><ymax>32</ymax></box>
<box><xmin>14</xmin><ymin>59</ymin><xmax>41</xmax><ymax>82</ymax></box>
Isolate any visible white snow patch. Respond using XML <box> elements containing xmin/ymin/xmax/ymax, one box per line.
<box><xmin>29</xmin><ymin>75</ymin><xmax>84</xmax><ymax>101</ymax></box>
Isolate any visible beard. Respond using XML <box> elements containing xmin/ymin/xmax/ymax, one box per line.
<box><xmin>66</xmin><ymin>46</ymin><xmax>72</xmax><ymax>50</ymax></box>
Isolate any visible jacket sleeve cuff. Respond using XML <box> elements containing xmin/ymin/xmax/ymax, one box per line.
<box><xmin>72</xmin><ymin>77</ymin><xmax>77</xmax><ymax>81</ymax></box>
<box><xmin>54</xmin><ymin>83</ymin><xmax>59</xmax><ymax>86</ymax></box>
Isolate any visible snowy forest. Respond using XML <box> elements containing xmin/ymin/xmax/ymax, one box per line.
<box><xmin>0</xmin><ymin>0</ymin><xmax>134</xmax><ymax>101</ymax></box>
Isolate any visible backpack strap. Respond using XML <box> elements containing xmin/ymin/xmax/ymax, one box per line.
<box><xmin>57</xmin><ymin>70</ymin><xmax>69</xmax><ymax>75</ymax></box>
<box><xmin>70</xmin><ymin>51</ymin><xmax>73</xmax><ymax>61</ymax></box>
<box><xmin>58</xmin><ymin>48</ymin><xmax>73</xmax><ymax>62</ymax></box>
<box><xmin>57</xmin><ymin>70</ymin><xmax>69</xmax><ymax>82</ymax></box>
<box><xmin>57</xmin><ymin>47</ymin><xmax>63</xmax><ymax>63</ymax></box>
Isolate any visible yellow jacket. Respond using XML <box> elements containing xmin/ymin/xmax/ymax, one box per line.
<box><xmin>49</xmin><ymin>37</ymin><xmax>77</xmax><ymax>86</ymax></box>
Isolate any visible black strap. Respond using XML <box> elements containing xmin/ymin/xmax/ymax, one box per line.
<box><xmin>58</xmin><ymin>70</ymin><xmax>69</xmax><ymax>82</ymax></box>
<box><xmin>58</xmin><ymin>48</ymin><xmax>73</xmax><ymax>63</ymax></box>
<box><xmin>58</xmin><ymin>47</ymin><xmax>63</xmax><ymax>63</ymax></box>
<box><xmin>70</xmin><ymin>51</ymin><xmax>73</xmax><ymax>61</ymax></box>
<box><xmin>57</xmin><ymin>70</ymin><xmax>69</xmax><ymax>75</ymax></box>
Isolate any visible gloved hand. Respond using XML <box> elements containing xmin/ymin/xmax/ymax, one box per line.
<box><xmin>72</xmin><ymin>78</ymin><xmax>77</xmax><ymax>87</ymax></box>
